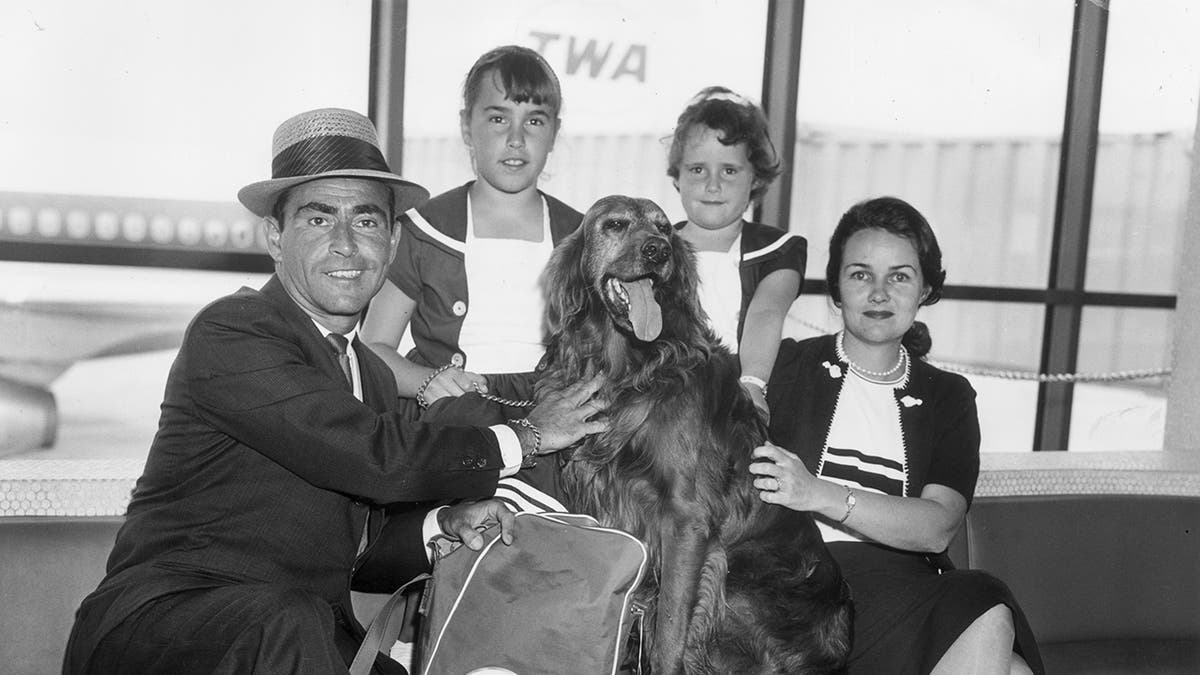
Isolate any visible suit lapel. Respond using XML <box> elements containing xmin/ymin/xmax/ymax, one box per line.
<box><xmin>261</xmin><ymin>276</ymin><xmax>356</xmax><ymax>391</ymax></box>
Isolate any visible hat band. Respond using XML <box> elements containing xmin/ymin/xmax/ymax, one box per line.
<box><xmin>271</xmin><ymin>135</ymin><xmax>391</xmax><ymax>180</ymax></box>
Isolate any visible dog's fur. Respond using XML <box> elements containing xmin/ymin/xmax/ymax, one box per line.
<box><xmin>537</xmin><ymin>196</ymin><xmax>853</xmax><ymax>674</ymax></box>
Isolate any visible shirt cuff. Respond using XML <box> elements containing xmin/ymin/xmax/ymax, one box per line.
<box><xmin>490</xmin><ymin>423</ymin><xmax>523</xmax><ymax>478</ymax></box>
<box><xmin>421</xmin><ymin>506</ymin><xmax>449</xmax><ymax>563</ymax></box>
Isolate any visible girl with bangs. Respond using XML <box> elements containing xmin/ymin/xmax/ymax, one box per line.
<box><xmin>363</xmin><ymin>45</ymin><xmax>582</xmax><ymax>406</ymax></box>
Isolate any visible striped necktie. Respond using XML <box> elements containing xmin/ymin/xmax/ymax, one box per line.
<box><xmin>326</xmin><ymin>332</ymin><xmax>371</xmax><ymax>553</ymax></box>
<box><xmin>325</xmin><ymin>333</ymin><xmax>353</xmax><ymax>388</ymax></box>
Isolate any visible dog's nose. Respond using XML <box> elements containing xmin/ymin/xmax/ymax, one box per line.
<box><xmin>641</xmin><ymin>237</ymin><xmax>671</xmax><ymax>265</ymax></box>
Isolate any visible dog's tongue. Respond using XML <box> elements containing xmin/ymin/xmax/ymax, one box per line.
<box><xmin>621</xmin><ymin>278</ymin><xmax>662</xmax><ymax>341</ymax></box>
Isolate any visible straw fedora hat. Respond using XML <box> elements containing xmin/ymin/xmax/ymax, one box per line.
<box><xmin>237</xmin><ymin>108</ymin><xmax>429</xmax><ymax>217</ymax></box>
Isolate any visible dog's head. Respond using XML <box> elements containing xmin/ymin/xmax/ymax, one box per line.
<box><xmin>546</xmin><ymin>195</ymin><xmax>703</xmax><ymax>343</ymax></box>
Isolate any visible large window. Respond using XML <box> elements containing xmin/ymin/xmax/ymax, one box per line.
<box><xmin>0</xmin><ymin>1</ymin><xmax>371</xmax><ymax>457</ymax></box>
<box><xmin>1066</xmin><ymin>0</ymin><xmax>1200</xmax><ymax>449</ymax></box>
<box><xmin>4</xmin><ymin>1</ymin><xmax>1197</xmax><ymax>457</ymax></box>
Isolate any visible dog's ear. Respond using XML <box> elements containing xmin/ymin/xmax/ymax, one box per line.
<box><xmin>664</xmin><ymin>235</ymin><xmax>707</xmax><ymax>327</ymax></box>
<box><xmin>543</xmin><ymin>227</ymin><xmax>590</xmax><ymax>334</ymax></box>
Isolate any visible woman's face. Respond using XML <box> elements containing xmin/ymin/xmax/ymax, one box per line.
<box><xmin>836</xmin><ymin>228</ymin><xmax>929</xmax><ymax>350</ymax></box>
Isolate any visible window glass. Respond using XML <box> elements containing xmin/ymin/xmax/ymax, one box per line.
<box><xmin>1087</xmin><ymin>0</ymin><xmax>1200</xmax><ymax>294</ymax></box>
<box><xmin>792</xmin><ymin>0</ymin><xmax>1074</xmax><ymax>288</ymax></box>
<box><xmin>786</xmin><ymin>297</ymin><xmax>1044</xmax><ymax>454</ymax></box>
<box><xmin>0</xmin><ymin>1</ymin><xmax>368</xmax><ymax>458</ymax></box>
<box><xmin>402</xmin><ymin>0</ymin><xmax>768</xmax><ymax>222</ymax></box>
<box><xmin>919</xmin><ymin>300</ymin><xmax>1044</xmax><ymax>454</ymax></box>
<box><xmin>0</xmin><ymin>0</ymin><xmax>370</xmax><ymax>202</ymax></box>
<box><xmin>1068</xmin><ymin>307</ymin><xmax>1171</xmax><ymax>451</ymax></box>
<box><xmin>0</xmin><ymin>262</ymin><xmax>269</xmax><ymax>458</ymax></box>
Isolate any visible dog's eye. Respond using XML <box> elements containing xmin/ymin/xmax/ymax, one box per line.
<box><xmin>656</xmin><ymin>221</ymin><xmax>673</xmax><ymax>236</ymax></box>
<box><xmin>603</xmin><ymin>218</ymin><xmax>630</xmax><ymax>232</ymax></box>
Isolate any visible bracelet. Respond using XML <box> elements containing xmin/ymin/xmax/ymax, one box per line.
<box><xmin>507</xmin><ymin>417</ymin><xmax>541</xmax><ymax>467</ymax></box>
<box><xmin>738</xmin><ymin>375</ymin><xmax>768</xmax><ymax>397</ymax></box>
<box><xmin>838</xmin><ymin>487</ymin><xmax>857</xmax><ymax>523</ymax></box>
<box><xmin>416</xmin><ymin>363</ymin><xmax>455</xmax><ymax>409</ymax></box>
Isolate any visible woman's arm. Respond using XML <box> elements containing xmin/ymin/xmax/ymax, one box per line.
<box><xmin>750</xmin><ymin>443</ymin><xmax>967</xmax><ymax>553</ymax></box>
<box><xmin>738</xmin><ymin>268</ymin><xmax>801</xmax><ymax>414</ymax></box>
<box><xmin>361</xmin><ymin>280</ymin><xmax>486</xmax><ymax>400</ymax></box>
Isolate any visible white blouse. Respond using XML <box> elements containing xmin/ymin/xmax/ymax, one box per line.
<box><xmin>694</xmin><ymin>233</ymin><xmax>743</xmax><ymax>351</ymax></box>
<box><xmin>817</xmin><ymin>369</ymin><xmax>908</xmax><ymax>543</ymax></box>
<box><xmin>456</xmin><ymin>195</ymin><xmax>554</xmax><ymax>373</ymax></box>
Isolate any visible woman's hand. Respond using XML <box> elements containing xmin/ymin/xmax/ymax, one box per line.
<box><xmin>749</xmin><ymin>442</ymin><xmax>826</xmax><ymax>511</ymax></box>
<box><xmin>421</xmin><ymin>367</ymin><xmax>489</xmax><ymax>404</ymax></box>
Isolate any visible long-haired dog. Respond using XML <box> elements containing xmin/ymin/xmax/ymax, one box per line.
<box><xmin>536</xmin><ymin>195</ymin><xmax>852</xmax><ymax>674</ymax></box>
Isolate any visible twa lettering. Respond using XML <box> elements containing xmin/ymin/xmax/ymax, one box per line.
<box><xmin>530</xmin><ymin>31</ymin><xmax>647</xmax><ymax>83</ymax></box>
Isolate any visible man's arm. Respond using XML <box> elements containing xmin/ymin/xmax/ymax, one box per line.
<box><xmin>353</xmin><ymin>501</ymin><xmax>516</xmax><ymax>593</ymax></box>
<box><xmin>186</xmin><ymin>294</ymin><xmax>606</xmax><ymax>505</ymax></box>
<box><xmin>187</xmin><ymin>296</ymin><xmax>507</xmax><ymax>504</ymax></box>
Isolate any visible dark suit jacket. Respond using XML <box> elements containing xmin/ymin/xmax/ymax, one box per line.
<box><xmin>66</xmin><ymin>276</ymin><xmax>509</xmax><ymax>669</ymax></box>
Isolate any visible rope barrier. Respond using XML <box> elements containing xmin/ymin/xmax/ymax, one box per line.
<box><xmin>926</xmin><ymin>361</ymin><xmax>1171</xmax><ymax>383</ymax></box>
<box><xmin>794</xmin><ymin>321</ymin><xmax>1172</xmax><ymax>383</ymax></box>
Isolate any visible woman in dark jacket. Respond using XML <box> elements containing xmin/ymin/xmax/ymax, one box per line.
<box><xmin>750</xmin><ymin>196</ymin><xmax>1043</xmax><ymax>675</ymax></box>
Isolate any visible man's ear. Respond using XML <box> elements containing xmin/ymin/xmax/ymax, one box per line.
<box><xmin>263</xmin><ymin>217</ymin><xmax>284</xmax><ymax>264</ymax></box>
<box><xmin>387</xmin><ymin>216</ymin><xmax>402</xmax><ymax>265</ymax></box>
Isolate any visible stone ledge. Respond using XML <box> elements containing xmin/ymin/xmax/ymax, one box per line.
<box><xmin>0</xmin><ymin>459</ymin><xmax>141</xmax><ymax>517</ymax></box>
<box><xmin>1</xmin><ymin>452</ymin><xmax>1198</xmax><ymax>517</ymax></box>
<box><xmin>976</xmin><ymin>451</ymin><xmax>1200</xmax><ymax>498</ymax></box>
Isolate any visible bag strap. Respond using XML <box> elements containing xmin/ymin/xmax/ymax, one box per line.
<box><xmin>349</xmin><ymin>573</ymin><xmax>431</xmax><ymax>675</ymax></box>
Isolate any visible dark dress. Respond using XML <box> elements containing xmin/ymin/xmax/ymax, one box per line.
<box><xmin>767</xmin><ymin>335</ymin><xmax>1044</xmax><ymax>675</ymax></box>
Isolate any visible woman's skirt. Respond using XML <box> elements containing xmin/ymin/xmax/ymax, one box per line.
<box><xmin>828</xmin><ymin>541</ymin><xmax>1044</xmax><ymax>675</ymax></box>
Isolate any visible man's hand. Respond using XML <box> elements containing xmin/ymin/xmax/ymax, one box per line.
<box><xmin>436</xmin><ymin>499</ymin><xmax>515</xmax><ymax>550</ymax></box>
<box><xmin>524</xmin><ymin>375</ymin><xmax>610</xmax><ymax>454</ymax></box>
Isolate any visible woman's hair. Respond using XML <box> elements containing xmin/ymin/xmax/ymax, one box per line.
<box><xmin>462</xmin><ymin>45</ymin><xmax>563</xmax><ymax>119</ymax></box>
<box><xmin>666</xmin><ymin>86</ymin><xmax>781</xmax><ymax>203</ymax></box>
<box><xmin>825</xmin><ymin>196</ymin><xmax>947</xmax><ymax>358</ymax></box>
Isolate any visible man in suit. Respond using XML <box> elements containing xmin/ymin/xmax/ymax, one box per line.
<box><xmin>63</xmin><ymin>108</ymin><xmax>606</xmax><ymax>674</ymax></box>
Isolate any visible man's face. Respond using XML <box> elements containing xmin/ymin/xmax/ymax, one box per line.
<box><xmin>265</xmin><ymin>177</ymin><xmax>399</xmax><ymax>333</ymax></box>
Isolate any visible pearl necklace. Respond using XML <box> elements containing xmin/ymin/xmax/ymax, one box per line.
<box><xmin>836</xmin><ymin>331</ymin><xmax>907</xmax><ymax>380</ymax></box>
